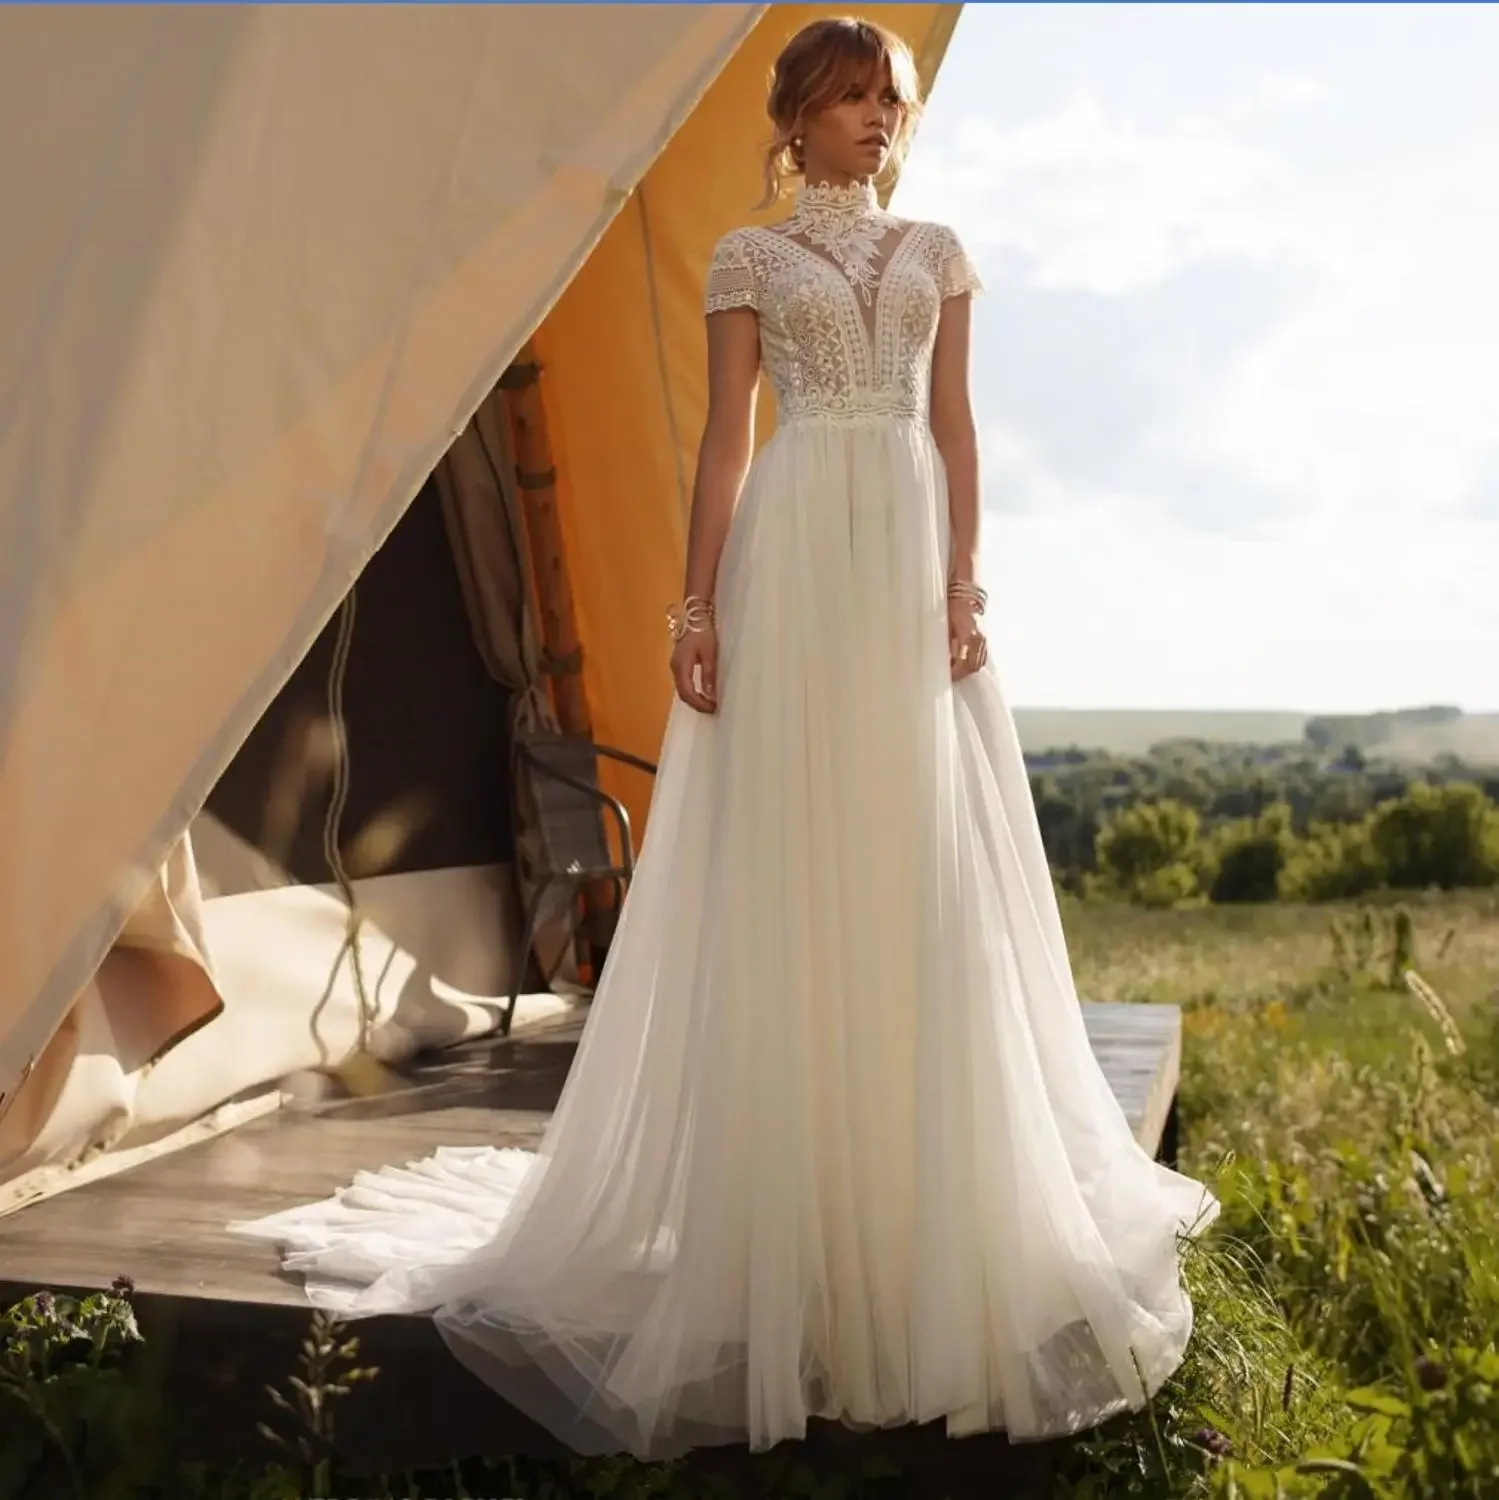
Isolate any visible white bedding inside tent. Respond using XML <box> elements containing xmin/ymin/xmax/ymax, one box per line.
<box><xmin>0</xmin><ymin>818</ymin><xmax>576</xmax><ymax>1213</ymax></box>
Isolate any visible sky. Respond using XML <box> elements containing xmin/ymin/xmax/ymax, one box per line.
<box><xmin>893</xmin><ymin>2</ymin><xmax>1498</xmax><ymax>713</ymax></box>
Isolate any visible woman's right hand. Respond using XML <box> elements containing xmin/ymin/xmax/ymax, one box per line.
<box><xmin>671</xmin><ymin>628</ymin><xmax>719</xmax><ymax>714</ymax></box>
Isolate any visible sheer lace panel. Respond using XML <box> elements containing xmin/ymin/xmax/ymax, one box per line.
<box><xmin>936</xmin><ymin>228</ymin><xmax>984</xmax><ymax>301</ymax></box>
<box><xmin>775</xmin><ymin>221</ymin><xmax>920</xmax><ymax>343</ymax></box>
<box><xmin>704</xmin><ymin>234</ymin><xmax>760</xmax><ymax>315</ymax></box>
<box><xmin>703</xmin><ymin>213</ymin><xmax>982</xmax><ymax>424</ymax></box>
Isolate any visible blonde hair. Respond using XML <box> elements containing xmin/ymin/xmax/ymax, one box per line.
<box><xmin>760</xmin><ymin>17</ymin><xmax>923</xmax><ymax>209</ymax></box>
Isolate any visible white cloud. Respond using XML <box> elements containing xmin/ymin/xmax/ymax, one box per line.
<box><xmin>895</xmin><ymin>4</ymin><xmax>1499</xmax><ymax>710</ymax></box>
<box><xmin>1459</xmin><ymin>446</ymin><xmax>1499</xmax><ymax>523</ymax></box>
<box><xmin>982</xmin><ymin>500</ymin><xmax>1493</xmax><ymax>713</ymax></box>
<box><xmin>1233</xmin><ymin>71</ymin><xmax>1336</xmax><ymax>117</ymax></box>
<box><xmin>897</xmin><ymin>91</ymin><xmax>1298</xmax><ymax>295</ymax></box>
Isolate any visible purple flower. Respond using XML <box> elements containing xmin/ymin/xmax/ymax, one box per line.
<box><xmin>1191</xmin><ymin>1425</ymin><xmax>1233</xmax><ymax>1458</ymax></box>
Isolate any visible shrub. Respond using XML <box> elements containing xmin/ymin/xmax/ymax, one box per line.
<box><xmin>1207</xmin><ymin>803</ymin><xmax>1295</xmax><ymax>904</ymax></box>
<box><xmin>1370</xmin><ymin>780</ymin><xmax>1499</xmax><ymax>891</ymax></box>
<box><xmin>1280</xmin><ymin>819</ymin><xmax>1386</xmax><ymax>901</ymax></box>
<box><xmin>1093</xmin><ymin>799</ymin><xmax>1205</xmax><ymax>906</ymax></box>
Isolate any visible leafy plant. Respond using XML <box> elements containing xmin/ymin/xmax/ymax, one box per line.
<box><xmin>0</xmin><ymin>1279</ymin><xmax>159</xmax><ymax>1500</ymax></box>
<box><xmin>257</xmin><ymin>1311</ymin><xmax>379</xmax><ymax>1497</ymax></box>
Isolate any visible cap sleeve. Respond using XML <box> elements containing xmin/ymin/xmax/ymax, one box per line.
<box><xmin>704</xmin><ymin>230</ymin><xmax>760</xmax><ymax>316</ymax></box>
<box><xmin>935</xmin><ymin>223</ymin><xmax>983</xmax><ymax>301</ymax></box>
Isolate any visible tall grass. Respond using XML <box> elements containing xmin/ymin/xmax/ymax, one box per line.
<box><xmin>1059</xmin><ymin>888</ymin><xmax>1499</xmax><ymax>1497</ymax></box>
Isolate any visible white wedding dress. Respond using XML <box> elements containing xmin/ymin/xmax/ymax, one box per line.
<box><xmin>232</xmin><ymin>181</ymin><xmax>1218</xmax><ymax>1460</ymax></box>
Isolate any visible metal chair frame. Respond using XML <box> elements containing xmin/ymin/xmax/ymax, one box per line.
<box><xmin>504</xmin><ymin>731</ymin><xmax>657</xmax><ymax>1035</ymax></box>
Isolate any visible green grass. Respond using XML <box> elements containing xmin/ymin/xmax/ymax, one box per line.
<box><xmin>1058</xmin><ymin>887</ymin><xmax>1499</xmax><ymax>1497</ymax></box>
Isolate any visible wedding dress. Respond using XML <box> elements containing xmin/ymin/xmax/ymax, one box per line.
<box><xmin>232</xmin><ymin>181</ymin><xmax>1218</xmax><ymax>1460</ymax></box>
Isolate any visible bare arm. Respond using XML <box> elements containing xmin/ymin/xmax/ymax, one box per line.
<box><xmin>930</xmin><ymin>288</ymin><xmax>990</xmax><ymax>679</ymax></box>
<box><xmin>929</xmin><ymin>291</ymin><xmax>981</xmax><ymax>586</ymax></box>
<box><xmin>683</xmin><ymin>307</ymin><xmax>760</xmax><ymax>600</ymax></box>
<box><xmin>670</xmin><ymin>304</ymin><xmax>759</xmax><ymax>713</ymax></box>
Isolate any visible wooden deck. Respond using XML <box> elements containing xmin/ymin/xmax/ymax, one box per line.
<box><xmin>0</xmin><ymin>998</ymin><xmax>1181</xmax><ymax>1482</ymax></box>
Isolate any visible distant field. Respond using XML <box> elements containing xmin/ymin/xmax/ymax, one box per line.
<box><xmin>1380</xmin><ymin>711</ymin><xmax>1499</xmax><ymax>765</ymax></box>
<box><xmin>1012</xmin><ymin>707</ymin><xmax>1310</xmax><ymax>755</ymax></box>
<box><xmin>1013</xmin><ymin>706</ymin><xmax>1499</xmax><ymax>764</ymax></box>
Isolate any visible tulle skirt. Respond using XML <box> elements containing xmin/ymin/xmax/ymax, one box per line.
<box><xmin>232</xmin><ymin>411</ymin><xmax>1218</xmax><ymax>1459</ymax></box>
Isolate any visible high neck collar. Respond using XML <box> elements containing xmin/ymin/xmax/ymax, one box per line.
<box><xmin>792</xmin><ymin>179</ymin><xmax>880</xmax><ymax>229</ymax></box>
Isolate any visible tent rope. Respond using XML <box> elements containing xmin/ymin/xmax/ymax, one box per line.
<box><xmin>321</xmin><ymin>588</ymin><xmax>377</xmax><ymax>1058</ymax></box>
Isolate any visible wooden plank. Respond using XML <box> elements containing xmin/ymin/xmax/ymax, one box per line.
<box><xmin>0</xmin><ymin>1087</ymin><xmax>283</xmax><ymax>1219</ymax></box>
<box><xmin>0</xmin><ymin>1020</ymin><xmax>576</xmax><ymax>1307</ymax></box>
<box><xmin>1081</xmin><ymin>999</ymin><xmax>1181</xmax><ymax>1156</ymax></box>
<box><xmin>0</xmin><ymin>1002</ymin><xmax>1180</xmax><ymax>1308</ymax></box>
<box><xmin>0</xmin><ymin>1000</ymin><xmax>1176</xmax><ymax>1482</ymax></box>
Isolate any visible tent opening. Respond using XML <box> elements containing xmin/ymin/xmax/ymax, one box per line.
<box><xmin>205</xmin><ymin>478</ymin><xmax>517</xmax><ymax>894</ymax></box>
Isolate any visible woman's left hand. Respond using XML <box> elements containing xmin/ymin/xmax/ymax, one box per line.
<box><xmin>948</xmin><ymin>599</ymin><xmax>988</xmax><ymax>681</ymax></box>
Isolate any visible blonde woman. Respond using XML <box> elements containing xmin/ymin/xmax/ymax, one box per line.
<box><xmin>237</xmin><ymin>16</ymin><xmax>1218</xmax><ymax>1461</ymax></box>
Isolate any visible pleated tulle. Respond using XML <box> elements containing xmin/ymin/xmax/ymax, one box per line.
<box><xmin>232</xmin><ymin>412</ymin><xmax>1218</xmax><ymax>1459</ymax></box>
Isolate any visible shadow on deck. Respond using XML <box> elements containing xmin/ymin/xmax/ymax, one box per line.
<box><xmin>0</xmin><ymin>1000</ymin><xmax>1182</xmax><ymax>1494</ymax></box>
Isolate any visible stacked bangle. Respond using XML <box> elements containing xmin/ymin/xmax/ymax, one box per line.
<box><xmin>947</xmin><ymin>579</ymin><xmax>987</xmax><ymax>615</ymax></box>
<box><xmin>667</xmin><ymin>595</ymin><xmax>716</xmax><ymax>641</ymax></box>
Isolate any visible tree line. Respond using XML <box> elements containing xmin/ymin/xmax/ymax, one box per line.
<box><xmin>1026</xmin><ymin>736</ymin><xmax>1499</xmax><ymax>905</ymax></box>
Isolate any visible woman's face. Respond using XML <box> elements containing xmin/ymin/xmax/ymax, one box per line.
<box><xmin>800</xmin><ymin>65</ymin><xmax>902</xmax><ymax>183</ymax></box>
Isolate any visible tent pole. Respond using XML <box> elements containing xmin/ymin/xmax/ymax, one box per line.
<box><xmin>499</xmin><ymin>347</ymin><xmax>614</xmax><ymax>984</ymax></box>
<box><xmin>498</xmin><ymin>348</ymin><xmax>592</xmax><ymax>739</ymax></box>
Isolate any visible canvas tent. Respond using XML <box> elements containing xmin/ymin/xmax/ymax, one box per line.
<box><xmin>0</xmin><ymin>2</ymin><xmax>961</xmax><ymax>1206</ymax></box>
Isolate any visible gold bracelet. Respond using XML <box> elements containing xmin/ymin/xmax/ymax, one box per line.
<box><xmin>667</xmin><ymin>595</ymin><xmax>716</xmax><ymax>641</ymax></box>
<box><xmin>946</xmin><ymin>579</ymin><xmax>987</xmax><ymax>615</ymax></box>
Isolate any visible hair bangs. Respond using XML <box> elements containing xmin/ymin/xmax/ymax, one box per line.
<box><xmin>798</xmin><ymin>23</ymin><xmax>914</xmax><ymax>120</ymax></box>
<box><xmin>759</xmin><ymin>17</ymin><xmax>924</xmax><ymax>209</ymax></box>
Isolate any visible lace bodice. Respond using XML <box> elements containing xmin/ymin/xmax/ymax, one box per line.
<box><xmin>704</xmin><ymin>181</ymin><xmax>982</xmax><ymax>424</ymax></box>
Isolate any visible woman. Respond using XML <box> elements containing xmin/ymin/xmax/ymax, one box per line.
<box><xmin>235</xmin><ymin>16</ymin><xmax>1218</xmax><ymax>1461</ymax></box>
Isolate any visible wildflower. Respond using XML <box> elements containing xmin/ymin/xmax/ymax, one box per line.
<box><xmin>1191</xmin><ymin>1425</ymin><xmax>1233</xmax><ymax>1458</ymax></box>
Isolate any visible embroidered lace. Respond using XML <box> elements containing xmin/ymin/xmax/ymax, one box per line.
<box><xmin>704</xmin><ymin>180</ymin><xmax>983</xmax><ymax>424</ymax></box>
